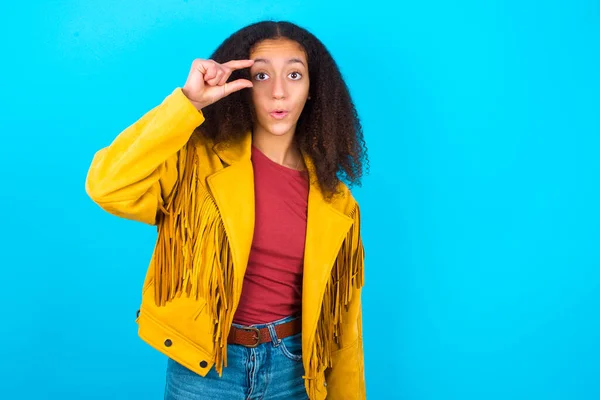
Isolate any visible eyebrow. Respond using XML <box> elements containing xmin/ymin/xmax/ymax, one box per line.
<box><xmin>252</xmin><ymin>58</ymin><xmax>306</xmax><ymax>67</ymax></box>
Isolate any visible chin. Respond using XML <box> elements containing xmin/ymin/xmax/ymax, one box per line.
<box><xmin>263</xmin><ymin>122</ymin><xmax>296</xmax><ymax>137</ymax></box>
<box><xmin>268</xmin><ymin>128</ymin><xmax>294</xmax><ymax>137</ymax></box>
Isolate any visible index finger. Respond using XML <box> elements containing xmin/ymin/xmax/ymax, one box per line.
<box><xmin>222</xmin><ymin>59</ymin><xmax>255</xmax><ymax>70</ymax></box>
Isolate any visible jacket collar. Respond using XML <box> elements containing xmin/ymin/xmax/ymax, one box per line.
<box><xmin>212</xmin><ymin>131</ymin><xmax>352</xmax><ymax>209</ymax></box>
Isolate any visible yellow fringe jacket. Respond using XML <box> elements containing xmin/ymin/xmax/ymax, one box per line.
<box><xmin>85</xmin><ymin>88</ymin><xmax>366</xmax><ymax>399</ymax></box>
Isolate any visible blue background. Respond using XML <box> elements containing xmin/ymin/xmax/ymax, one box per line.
<box><xmin>1</xmin><ymin>1</ymin><xmax>599</xmax><ymax>399</ymax></box>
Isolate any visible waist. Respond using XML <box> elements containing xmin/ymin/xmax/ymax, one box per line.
<box><xmin>228</xmin><ymin>314</ymin><xmax>302</xmax><ymax>348</ymax></box>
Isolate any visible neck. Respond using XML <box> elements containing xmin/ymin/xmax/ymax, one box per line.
<box><xmin>252</xmin><ymin>127</ymin><xmax>303</xmax><ymax>170</ymax></box>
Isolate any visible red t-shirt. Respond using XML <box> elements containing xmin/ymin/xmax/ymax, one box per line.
<box><xmin>232</xmin><ymin>145</ymin><xmax>309</xmax><ymax>326</ymax></box>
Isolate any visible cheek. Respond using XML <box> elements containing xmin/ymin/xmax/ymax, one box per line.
<box><xmin>250</xmin><ymin>85</ymin><xmax>270</xmax><ymax>107</ymax></box>
<box><xmin>293</xmin><ymin>87</ymin><xmax>310</xmax><ymax>109</ymax></box>
<box><xmin>297</xmin><ymin>81</ymin><xmax>310</xmax><ymax>103</ymax></box>
<box><xmin>250</xmin><ymin>90</ymin><xmax>263</xmax><ymax>114</ymax></box>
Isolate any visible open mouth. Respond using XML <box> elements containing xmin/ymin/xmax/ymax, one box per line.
<box><xmin>269</xmin><ymin>110</ymin><xmax>289</xmax><ymax>119</ymax></box>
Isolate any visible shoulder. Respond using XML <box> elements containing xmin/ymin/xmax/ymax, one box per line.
<box><xmin>331</xmin><ymin>181</ymin><xmax>361</xmax><ymax>218</ymax></box>
<box><xmin>185</xmin><ymin>130</ymin><xmax>222</xmax><ymax>165</ymax></box>
<box><xmin>188</xmin><ymin>129</ymin><xmax>216</xmax><ymax>152</ymax></box>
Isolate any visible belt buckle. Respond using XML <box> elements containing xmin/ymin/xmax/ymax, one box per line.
<box><xmin>241</xmin><ymin>326</ymin><xmax>261</xmax><ymax>348</ymax></box>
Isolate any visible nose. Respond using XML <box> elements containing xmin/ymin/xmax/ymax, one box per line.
<box><xmin>271</xmin><ymin>76</ymin><xmax>286</xmax><ymax>99</ymax></box>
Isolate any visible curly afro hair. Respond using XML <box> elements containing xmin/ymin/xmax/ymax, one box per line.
<box><xmin>198</xmin><ymin>20</ymin><xmax>368</xmax><ymax>200</ymax></box>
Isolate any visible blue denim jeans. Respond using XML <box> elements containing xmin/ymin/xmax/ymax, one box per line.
<box><xmin>164</xmin><ymin>315</ymin><xmax>308</xmax><ymax>399</ymax></box>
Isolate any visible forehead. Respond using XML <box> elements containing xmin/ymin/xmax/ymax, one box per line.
<box><xmin>249</xmin><ymin>38</ymin><xmax>307</xmax><ymax>62</ymax></box>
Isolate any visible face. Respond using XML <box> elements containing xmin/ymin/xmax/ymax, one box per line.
<box><xmin>249</xmin><ymin>38</ymin><xmax>310</xmax><ymax>138</ymax></box>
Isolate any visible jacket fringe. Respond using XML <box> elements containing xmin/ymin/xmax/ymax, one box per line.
<box><xmin>152</xmin><ymin>140</ymin><xmax>365</xmax><ymax>394</ymax></box>
<box><xmin>306</xmin><ymin>203</ymin><xmax>365</xmax><ymax>398</ymax></box>
<box><xmin>154</xmin><ymin>141</ymin><xmax>234</xmax><ymax>376</ymax></box>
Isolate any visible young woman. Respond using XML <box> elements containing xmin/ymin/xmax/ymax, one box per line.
<box><xmin>85</xmin><ymin>20</ymin><xmax>367</xmax><ymax>400</ymax></box>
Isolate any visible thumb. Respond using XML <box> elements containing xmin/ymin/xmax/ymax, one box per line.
<box><xmin>209</xmin><ymin>79</ymin><xmax>253</xmax><ymax>102</ymax></box>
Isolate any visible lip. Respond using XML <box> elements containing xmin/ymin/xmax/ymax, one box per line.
<box><xmin>269</xmin><ymin>110</ymin><xmax>289</xmax><ymax>120</ymax></box>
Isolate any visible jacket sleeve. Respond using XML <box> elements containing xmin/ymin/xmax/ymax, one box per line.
<box><xmin>324</xmin><ymin>286</ymin><xmax>366</xmax><ymax>399</ymax></box>
<box><xmin>85</xmin><ymin>88</ymin><xmax>205</xmax><ymax>225</ymax></box>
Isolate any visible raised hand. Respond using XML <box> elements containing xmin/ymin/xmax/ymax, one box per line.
<box><xmin>182</xmin><ymin>58</ymin><xmax>255</xmax><ymax>111</ymax></box>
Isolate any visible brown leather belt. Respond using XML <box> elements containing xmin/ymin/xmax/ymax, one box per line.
<box><xmin>227</xmin><ymin>318</ymin><xmax>302</xmax><ymax>348</ymax></box>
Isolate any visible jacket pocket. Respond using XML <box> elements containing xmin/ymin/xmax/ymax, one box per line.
<box><xmin>140</xmin><ymin>272</ymin><xmax>216</xmax><ymax>354</ymax></box>
<box><xmin>142</xmin><ymin>277</ymin><xmax>154</xmax><ymax>295</ymax></box>
<box><xmin>192</xmin><ymin>300</ymin><xmax>208</xmax><ymax>321</ymax></box>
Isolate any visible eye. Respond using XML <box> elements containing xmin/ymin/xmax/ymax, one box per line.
<box><xmin>288</xmin><ymin>71</ymin><xmax>302</xmax><ymax>80</ymax></box>
<box><xmin>254</xmin><ymin>72</ymin><xmax>269</xmax><ymax>81</ymax></box>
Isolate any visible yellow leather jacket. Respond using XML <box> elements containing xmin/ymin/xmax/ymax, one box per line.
<box><xmin>85</xmin><ymin>88</ymin><xmax>366</xmax><ymax>399</ymax></box>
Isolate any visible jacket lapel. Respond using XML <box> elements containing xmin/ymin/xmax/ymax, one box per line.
<box><xmin>300</xmin><ymin>155</ymin><xmax>354</xmax><ymax>362</ymax></box>
<box><xmin>206</xmin><ymin>133</ymin><xmax>255</xmax><ymax>293</ymax></box>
